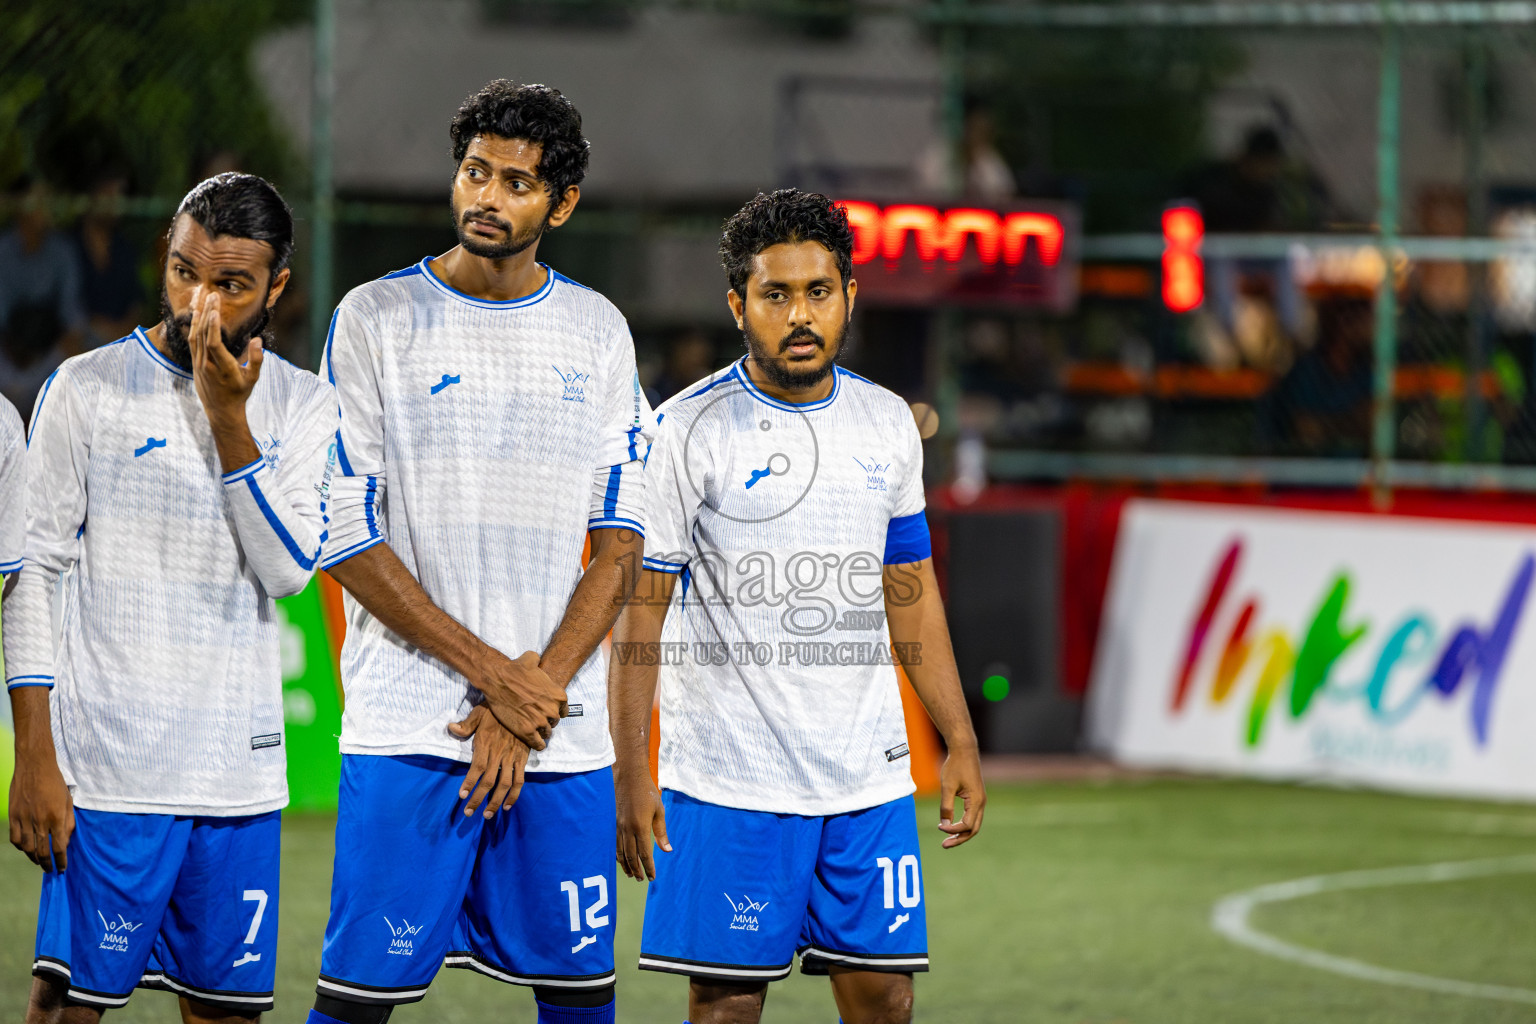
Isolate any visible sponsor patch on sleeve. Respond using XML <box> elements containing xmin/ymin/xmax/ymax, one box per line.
<box><xmin>251</xmin><ymin>733</ymin><xmax>282</xmax><ymax>750</ymax></box>
<box><xmin>884</xmin><ymin>743</ymin><xmax>910</xmax><ymax>762</ymax></box>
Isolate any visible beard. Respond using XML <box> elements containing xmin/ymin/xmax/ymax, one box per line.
<box><xmin>453</xmin><ymin>197</ymin><xmax>550</xmax><ymax>260</ymax></box>
<box><xmin>742</xmin><ymin>315</ymin><xmax>849</xmax><ymax>392</ymax></box>
<box><xmin>159</xmin><ymin>286</ymin><xmax>272</xmax><ymax>371</ymax></box>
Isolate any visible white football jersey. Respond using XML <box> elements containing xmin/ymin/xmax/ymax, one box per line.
<box><xmin>641</xmin><ymin>359</ymin><xmax>929</xmax><ymax>816</ymax></box>
<box><xmin>320</xmin><ymin>260</ymin><xmax>650</xmax><ymax>772</ymax></box>
<box><xmin>0</xmin><ymin>394</ymin><xmax>23</xmax><ymax>576</ymax></box>
<box><xmin>2</xmin><ymin>329</ymin><xmax>337</xmax><ymax>815</ymax></box>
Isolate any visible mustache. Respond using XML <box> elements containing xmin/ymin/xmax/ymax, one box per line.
<box><xmin>461</xmin><ymin>208</ymin><xmax>511</xmax><ymax>234</ymax></box>
<box><xmin>779</xmin><ymin>327</ymin><xmax>824</xmax><ymax>353</ymax></box>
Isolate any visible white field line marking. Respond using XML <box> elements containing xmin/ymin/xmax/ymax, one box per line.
<box><xmin>1211</xmin><ymin>855</ymin><xmax>1536</xmax><ymax>1005</ymax></box>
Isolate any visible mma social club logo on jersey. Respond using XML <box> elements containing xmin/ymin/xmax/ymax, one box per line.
<box><xmin>1169</xmin><ymin>537</ymin><xmax>1534</xmax><ymax>750</ymax></box>
<box><xmin>552</xmin><ymin>364</ymin><xmax>590</xmax><ymax>402</ymax></box>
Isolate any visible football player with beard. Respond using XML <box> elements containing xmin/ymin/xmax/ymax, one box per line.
<box><xmin>4</xmin><ymin>172</ymin><xmax>336</xmax><ymax>1021</ymax></box>
<box><xmin>612</xmin><ymin>189</ymin><xmax>985</xmax><ymax>1024</ymax></box>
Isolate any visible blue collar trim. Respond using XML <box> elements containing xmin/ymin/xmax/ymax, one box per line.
<box><xmin>732</xmin><ymin>357</ymin><xmax>841</xmax><ymax>412</ymax></box>
<box><xmin>134</xmin><ymin>327</ymin><xmax>192</xmax><ymax>379</ymax></box>
<box><xmin>417</xmin><ymin>257</ymin><xmax>557</xmax><ymax>310</ymax></box>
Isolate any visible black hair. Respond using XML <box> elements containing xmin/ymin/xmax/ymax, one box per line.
<box><xmin>172</xmin><ymin>172</ymin><xmax>294</xmax><ymax>275</ymax></box>
<box><xmin>449</xmin><ymin>80</ymin><xmax>589</xmax><ymax>201</ymax></box>
<box><xmin>719</xmin><ymin>189</ymin><xmax>854</xmax><ymax>297</ymax></box>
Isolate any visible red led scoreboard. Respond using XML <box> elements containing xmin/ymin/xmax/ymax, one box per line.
<box><xmin>836</xmin><ymin>199</ymin><xmax>1081</xmax><ymax>312</ymax></box>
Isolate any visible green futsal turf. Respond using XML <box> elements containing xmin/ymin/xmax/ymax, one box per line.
<box><xmin>2</xmin><ymin>778</ymin><xmax>1535</xmax><ymax>1023</ymax></box>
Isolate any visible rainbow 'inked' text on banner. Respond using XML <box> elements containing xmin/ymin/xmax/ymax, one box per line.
<box><xmin>1169</xmin><ymin>538</ymin><xmax>1534</xmax><ymax>748</ymax></box>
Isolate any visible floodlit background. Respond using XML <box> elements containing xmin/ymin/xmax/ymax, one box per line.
<box><xmin>4</xmin><ymin>2</ymin><xmax>1536</xmax><ymax>1021</ymax></box>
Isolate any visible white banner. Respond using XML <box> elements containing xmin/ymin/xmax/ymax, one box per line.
<box><xmin>1087</xmin><ymin>499</ymin><xmax>1536</xmax><ymax>801</ymax></box>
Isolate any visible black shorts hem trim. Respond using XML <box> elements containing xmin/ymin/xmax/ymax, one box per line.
<box><xmin>31</xmin><ymin>960</ymin><xmax>133</xmax><ymax>1009</ymax></box>
<box><xmin>637</xmin><ymin>953</ymin><xmax>793</xmax><ymax>983</ymax></box>
<box><xmin>314</xmin><ymin>974</ymin><xmax>431</xmax><ymax>1006</ymax></box>
<box><xmin>797</xmin><ymin>944</ymin><xmax>930</xmax><ymax>975</ymax></box>
<box><xmin>442</xmin><ymin>951</ymin><xmax>616</xmax><ymax>989</ymax></box>
<box><xmin>140</xmin><ymin>971</ymin><xmax>274</xmax><ymax>1012</ymax></box>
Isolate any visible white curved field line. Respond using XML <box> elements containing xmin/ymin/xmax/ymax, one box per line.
<box><xmin>1211</xmin><ymin>855</ymin><xmax>1536</xmax><ymax>1005</ymax></box>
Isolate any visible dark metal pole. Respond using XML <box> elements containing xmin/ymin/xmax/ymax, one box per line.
<box><xmin>310</xmin><ymin>0</ymin><xmax>336</xmax><ymax>371</ymax></box>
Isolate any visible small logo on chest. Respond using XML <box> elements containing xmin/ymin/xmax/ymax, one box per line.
<box><xmin>853</xmin><ymin>457</ymin><xmax>890</xmax><ymax>491</ymax></box>
<box><xmin>431</xmin><ymin>373</ymin><xmax>461</xmax><ymax>395</ymax></box>
<box><xmin>552</xmin><ymin>365</ymin><xmax>591</xmax><ymax>402</ymax></box>
<box><xmin>134</xmin><ymin>437</ymin><xmax>166</xmax><ymax>458</ymax></box>
<box><xmin>257</xmin><ymin>432</ymin><xmax>283</xmax><ymax>469</ymax></box>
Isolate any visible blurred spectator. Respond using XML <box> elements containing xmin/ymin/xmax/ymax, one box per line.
<box><xmin>1190</xmin><ymin>126</ymin><xmax>1332</xmax><ymax>345</ymax></box>
<box><xmin>1264</xmin><ymin>297</ymin><xmax>1374</xmax><ymax>455</ymax></box>
<box><xmin>650</xmin><ymin>328</ymin><xmax>716</xmax><ymax>403</ymax></box>
<box><xmin>0</xmin><ymin>177</ymin><xmax>85</xmax><ymax>418</ymax></box>
<box><xmin>915</xmin><ymin>95</ymin><xmax>1016</xmax><ymax>200</ymax></box>
<box><xmin>75</xmin><ymin>169</ymin><xmax>145</xmax><ymax>347</ymax></box>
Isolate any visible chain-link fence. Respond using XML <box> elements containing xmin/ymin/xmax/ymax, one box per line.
<box><xmin>9</xmin><ymin>2</ymin><xmax>1536</xmax><ymax>492</ymax></box>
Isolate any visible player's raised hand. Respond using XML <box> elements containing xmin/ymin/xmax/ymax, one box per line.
<box><xmin>468</xmin><ymin>648</ymin><xmax>566</xmax><ymax>750</ymax></box>
<box><xmin>187</xmin><ymin>288</ymin><xmax>264</xmax><ymax>416</ymax></box>
<box><xmin>937</xmin><ymin>747</ymin><xmax>986</xmax><ymax>849</ymax></box>
<box><xmin>615</xmin><ymin>767</ymin><xmax>670</xmax><ymax>881</ymax></box>
<box><xmin>449</xmin><ymin>706</ymin><xmax>529</xmax><ymax>817</ymax></box>
<box><xmin>8</xmin><ymin>752</ymin><xmax>74</xmax><ymax>872</ymax></box>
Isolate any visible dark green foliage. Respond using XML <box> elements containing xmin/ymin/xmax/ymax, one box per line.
<box><xmin>0</xmin><ymin>0</ymin><xmax>308</xmax><ymax>194</ymax></box>
<box><xmin>976</xmin><ymin>23</ymin><xmax>1246</xmax><ymax>230</ymax></box>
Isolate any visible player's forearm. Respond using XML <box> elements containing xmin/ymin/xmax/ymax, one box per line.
<box><xmin>608</xmin><ymin>570</ymin><xmax>674</xmax><ymax>778</ymax></box>
<box><xmin>540</xmin><ymin>527</ymin><xmax>643</xmax><ymax>688</ymax></box>
<box><xmin>325</xmin><ymin>542</ymin><xmax>489</xmax><ymax>679</ymax></box>
<box><xmin>9</xmin><ymin>685</ymin><xmax>58</xmax><ymax>765</ymax></box>
<box><xmin>885</xmin><ymin>561</ymin><xmax>979</xmax><ymax>752</ymax></box>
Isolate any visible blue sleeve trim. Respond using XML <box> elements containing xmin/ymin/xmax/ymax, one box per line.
<box><xmin>221</xmin><ymin>457</ymin><xmax>266</xmax><ymax>485</ymax></box>
<box><xmin>625</xmin><ymin>423</ymin><xmax>641</xmax><ymax>461</ymax></box>
<box><xmin>319</xmin><ymin>534</ymin><xmax>384</xmax><ymax>570</ymax></box>
<box><xmin>25</xmin><ymin>369</ymin><xmax>62</xmax><ymax>447</ymax></box>
<box><xmin>333</xmin><ymin>428</ymin><xmax>356</xmax><ymax>478</ymax></box>
<box><xmin>883</xmin><ymin>510</ymin><xmax>932</xmax><ymax>565</ymax></box>
<box><xmin>643</xmin><ymin>556</ymin><xmax>686</xmax><ymax>574</ymax></box>
<box><xmin>0</xmin><ymin>558</ymin><xmax>22</xmax><ymax>575</ymax></box>
<box><xmin>602</xmin><ymin>464</ymin><xmax>622</xmax><ymax>520</ymax></box>
<box><xmin>363</xmin><ymin>475</ymin><xmax>380</xmax><ymax>539</ymax></box>
<box><xmin>244</xmin><ymin>475</ymin><xmax>319</xmax><ymax>571</ymax></box>
<box><xmin>6</xmin><ymin>675</ymin><xmax>54</xmax><ymax>691</ymax></box>
<box><xmin>589</xmin><ymin>516</ymin><xmax>644</xmax><ymax>535</ymax></box>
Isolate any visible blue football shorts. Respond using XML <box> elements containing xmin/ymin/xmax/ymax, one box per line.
<box><xmin>32</xmin><ymin>807</ymin><xmax>281</xmax><ymax>1013</ymax></box>
<box><xmin>316</xmin><ymin>753</ymin><xmax>617</xmax><ymax>1005</ymax></box>
<box><xmin>638</xmin><ymin>790</ymin><xmax>929</xmax><ymax>983</ymax></box>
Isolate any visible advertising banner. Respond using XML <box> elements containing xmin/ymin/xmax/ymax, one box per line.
<box><xmin>1088</xmin><ymin>499</ymin><xmax>1536</xmax><ymax>801</ymax></box>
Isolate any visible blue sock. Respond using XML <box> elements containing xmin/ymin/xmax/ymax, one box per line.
<box><xmin>305</xmin><ymin>1013</ymin><xmax>349</xmax><ymax>1024</ymax></box>
<box><xmin>535</xmin><ymin>998</ymin><xmax>616</xmax><ymax>1024</ymax></box>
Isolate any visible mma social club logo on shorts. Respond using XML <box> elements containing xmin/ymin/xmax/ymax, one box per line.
<box><xmin>97</xmin><ymin>911</ymin><xmax>143</xmax><ymax>953</ymax></box>
<box><xmin>725</xmin><ymin>894</ymin><xmax>770</xmax><ymax>932</ymax></box>
<box><xmin>384</xmin><ymin>916</ymin><xmax>425</xmax><ymax>956</ymax></box>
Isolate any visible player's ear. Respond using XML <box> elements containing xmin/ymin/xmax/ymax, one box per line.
<box><xmin>844</xmin><ymin>276</ymin><xmax>857</xmax><ymax>318</ymax></box>
<box><xmin>548</xmin><ymin>185</ymin><xmax>581</xmax><ymax>228</ymax></box>
<box><xmin>726</xmin><ymin>288</ymin><xmax>745</xmax><ymax>330</ymax></box>
<box><xmin>266</xmin><ymin>267</ymin><xmax>291</xmax><ymax>308</ymax></box>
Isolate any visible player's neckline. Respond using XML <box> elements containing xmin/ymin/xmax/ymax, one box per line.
<box><xmin>732</xmin><ymin>358</ymin><xmax>841</xmax><ymax>413</ymax></box>
<box><xmin>418</xmin><ymin>257</ymin><xmax>557</xmax><ymax>310</ymax></box>
<box><xmin>133</xmin><ymin>326</ymin><xmax>193</xmax><ymax>380</ymax></box>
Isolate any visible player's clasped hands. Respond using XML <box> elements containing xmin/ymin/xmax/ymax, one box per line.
<box><xmin>469</xmin><ymin>648</ymin><xmax>567</xmax><ymax>749</ymax></box>
<box><xmin>449</xmin><ymin>706</ymin><xmax>529</xmax><ymax>818</ymax></box>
